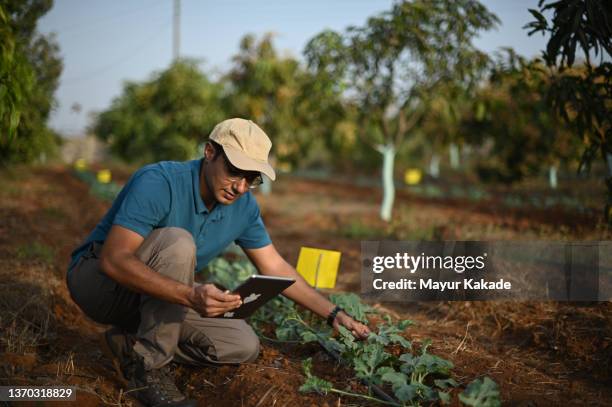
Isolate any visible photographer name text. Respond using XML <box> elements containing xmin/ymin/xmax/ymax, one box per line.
<box><xmin>372</xmin><ymin>278</ymin><xmax>511</xmax><ymax>291</ymax></box>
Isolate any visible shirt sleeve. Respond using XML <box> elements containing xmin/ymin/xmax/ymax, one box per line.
<box><xmin>235</xmin><ymin>194</ymin><xmax>272</xmax><ymax>249</ymax></box>
<box><xmin>113</xmin><ymin>169</ymin><xmax>171</xmax><ymax>238</ymax></box>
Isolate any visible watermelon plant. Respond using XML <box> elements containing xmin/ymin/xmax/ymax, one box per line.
<box><xmin>203</xmin><ymin>255</ymin><xmax>501</xmax><ymax>406</ymax></box>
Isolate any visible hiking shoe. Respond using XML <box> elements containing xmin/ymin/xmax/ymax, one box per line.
<box><xmin>128</xmin><ymin>361</ymin><xmax>197</xmax><ymax>407</ymax></box>
<box><xmin>100</xmin><ymin>327</ymin><xmax>197</xmax><ymax>407</ymax></box>
<box><xmin>100</xmin><ymin>326</ymin><xmax>136</xmax><ymax>384</ymax></box>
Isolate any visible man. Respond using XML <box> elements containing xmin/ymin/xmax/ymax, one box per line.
<box><xmin>66</xmin><ymin>118</ymin><xmax>370</xmax><ymax>407</ymax></box>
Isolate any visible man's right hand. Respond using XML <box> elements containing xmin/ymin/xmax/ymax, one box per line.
<box><xmin>188</xmin><ymin>284</ymin><xmax>242</xmax><ymax>317</ymax></box>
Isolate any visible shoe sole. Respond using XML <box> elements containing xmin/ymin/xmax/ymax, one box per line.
<box><xmin>99</xmin><ymin>330</ymin><xmax>130</xmax><ymax>387</ymax></box>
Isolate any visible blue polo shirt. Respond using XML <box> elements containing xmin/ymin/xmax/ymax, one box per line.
<box><xmin>69</xmin><ymin>159</ymin><xmax>271</xmax><ymax>271</ymax></box>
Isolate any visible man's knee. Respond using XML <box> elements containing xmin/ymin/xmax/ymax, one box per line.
<box><xmin>151</xmin><ymin>227</ymin><xmax>196</xmax><ymax>260</ymax></box>
<box><xmin>239</xmin><ymin>329</ymin><xmax>260</xmax><ymax>363</ymax></box>
<box><xmin>137</xmin><ymin>227</ymin><xmax>196</xmax><ymax>282</ymax></box>
<box><xmin>218</xmin><ymin>323</ymin><xmax>260</xmax><ymax>363</ymax></box>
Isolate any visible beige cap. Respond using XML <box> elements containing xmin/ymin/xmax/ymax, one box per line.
<box><xmin>209</xmin><ymin>118</ymin><xmax>276</xmax><ymax>181</ymax></box>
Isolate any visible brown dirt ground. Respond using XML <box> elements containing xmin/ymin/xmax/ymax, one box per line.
<box><xmin>0</xmin><ymin>165</ymin><xmax>610</xmax><ymax>406</ymax></box>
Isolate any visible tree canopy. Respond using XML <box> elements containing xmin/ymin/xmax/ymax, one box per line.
<box><xmin>94</xmin><ymin>60</ymin><xmax>224</xmax><ymax>163</ymax></box>
<box><xmin>0</xmin><ymin>0</ymin><xmax>62</xmax><ymax>164</ymax></box>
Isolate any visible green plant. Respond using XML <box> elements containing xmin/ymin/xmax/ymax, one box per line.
<box><xmin>205</xmin><ymin>254</ymin><xmax>499</xmax><ymax>406</ymax></box>
<box><xmin>337</xmin><ymin>219</ymin><xmax>387</xmax><ymax>239</ymax></box>
<box><xmin>299</xmin><ymin>358</ymin><xmax>397</xmax><ymax>406</ymax></box>
<box><xmin>16</xmin><ymin>242</ymin><xmax>54</xmax><ymax>263</ymax></box>
<box><xmin>459</xmin><ymin>377</ymin><xmax>501</xmax><ymax>407</ymax></box>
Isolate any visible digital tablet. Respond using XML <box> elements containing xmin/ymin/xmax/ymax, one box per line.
<box><xmin>218</xmin><ymin>275</ymin><xmax>295</xmax><ymax>319</ymax></box>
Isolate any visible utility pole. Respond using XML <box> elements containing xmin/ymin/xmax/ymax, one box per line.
<box><xmin>173</xmin><ymin>0</ymin><xmax>180</xmax><ymax>61</ymax></box>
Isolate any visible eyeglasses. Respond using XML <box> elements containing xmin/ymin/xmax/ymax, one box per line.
<box><xmin>217</xmin><ymin>148</ymin><xmax>263</xmax><ymax>189</ymax></box>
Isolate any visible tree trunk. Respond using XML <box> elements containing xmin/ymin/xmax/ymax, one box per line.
<box><xmin>260</xmin><ymin>174</ymin><xmax>272</xmax><ymax>196</ymax></box>
<box><xmin>549</xmin><ymin>165</ymin><xmax>558</xmax><ymax>189</ymax></box>
<box><xmin>606</xmin><ymin>153</ymin><xmax>612</xmax><ymax>224</ymax></box>
<box><xmin>449</xmin><ymin>143</ymin><xmax>460</xmax><ymax>169</ymax></box>
<box><xmin>429</xmin><ymin>153</ymin><xmax>440</xmax><ymax>178</ymax></box>
<box><xmin>378</xmin><ymin>144</ymin><xmax>396</xmax><ymax>222</ymax></box>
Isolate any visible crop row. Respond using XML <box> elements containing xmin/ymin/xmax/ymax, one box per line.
<box><xmin>207</xmin><ymin>256</ymin><xmax>501</xmax><ymax>407</ymax></box>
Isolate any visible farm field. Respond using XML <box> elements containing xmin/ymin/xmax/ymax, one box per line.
<box><xmin>0</xmin><ymin>165</ymin><xmax>611</xmax><ymax>406</ymax></box>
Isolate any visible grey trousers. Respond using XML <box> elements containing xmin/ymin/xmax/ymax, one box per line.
<box><xmin>66</xmin><ymin>227</ymin><xmax>259</xmax><ymax>370</ymax></box>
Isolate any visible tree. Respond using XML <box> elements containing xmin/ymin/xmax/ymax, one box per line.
<box><xmin>305</xmin><ymin>0</ymin><xmax>499</xmax><ymax>221</ymax></box>
<box><xmin>226</xmin><ymin>34</ymin><xmax>316</xmax><ymax>170</ymax></box>
<box><xmin>0</xmin><ymin>0</ymin><xmax>62</xmax><ymax>164</ymax></box>
<box><xmin>93</xmin><ymin>60</ymin><xmax>224</xmax><ymax>163</ymax></box>
<box><xmin>461</xmin><ymin>50</ymin><xmax>580</xmax><ymax>184</ymax></box>
<box><xmin>525</xmin><ymin>0</ymin><xmax>612</xmax><ymax>220</ymax></box>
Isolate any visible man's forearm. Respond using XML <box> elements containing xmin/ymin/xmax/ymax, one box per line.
<box><xmin>100</xmin><ymin>252</ymin><xmax>193</xmax><ymax>307</ymax></box>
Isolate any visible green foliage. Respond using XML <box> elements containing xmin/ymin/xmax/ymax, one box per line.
<box><xmin>459</xmin><ymin>377</ymin><xmax>501</xmax><ymax>407</ymax></box>
<box><xmin>226</xmin><ymin>34</ymin><xmax>326</xmax><ymax>170</ymax></box>
<box><xmin>0</xmin><ymin>5</ymin><xmax>34</xmax><ymax>144</ymax></box>
<box><xmin>305</xmin><ymin>0</ymin><xmax>499</xmax><ymax>150</ymax></box>
<box><xmin>93</xmin><ymin>60</ymin><xmax>224</xmax><ymax>164</ymax></box>
<box><xmin>304</xmin><ymin>1</ymin><xmax>499</xmax><ymax>220</ymax></box>
<box><xmin>72</xmin><ymin>168</ymin><xmax>122</xmax><ymax>202</ymax></box>
<box><xmin>0</xmin><ymin>0</ymin><xmax>62</xmax><ymax>164</ymax></box>
<box><xmin>525</xmin><ymin>0</ymin><xmax>612</xmax><ymax>220</ymax></box>
<box><xmin>461</xmin><ymin>50</ymin><xmax>580</xmax><ymax>183</ymax></box>
<box><xmin>16</xmin><ymin>242</ymin><xmax>54</xmax><ymax>263</ymax></box>
<box><xmin>524</xmin><ymin>0</ymin><xmax>611</xmax><ymax>68</ymax></box>
<box><xmin>202</xmin><ymin>256</ymin><xmax>256</xmax><ymax>290</ymax></box>
<box><xmin>328</xmin><ymin>292</ymin><xmax>377</xmax><ymax>324</ymax></box>
<box><xmin>299</xmin><ymin>358</ymin><xmax>333</xmax><ymax>395</ymax></box>
<box><xmin>206</xmin><ymin>254</ymin><xmax>500</xmax><ymax>406</ymax></box>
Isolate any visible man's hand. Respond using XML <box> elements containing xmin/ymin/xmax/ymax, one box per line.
<box><xmin>188</xmin><ymin>284</ymin><xmax>242</xmax><ymax>317</ymax></box>
<box><xmin>333</xmin><ymin>311</ymin><xmax>371</xmax><ymax>340</ymax></box>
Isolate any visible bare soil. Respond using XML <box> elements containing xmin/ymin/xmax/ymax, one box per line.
<box><xmin>0</xmin><ymin>165</ymin><xmax>610</xmax><ymax>406</ymax></box>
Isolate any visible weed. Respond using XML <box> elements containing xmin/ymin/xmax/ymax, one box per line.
<box><xmin>459</xmin><ymin>377</ymin><xmax>500</xmax><ymax>407</ymax></box>
<box><xmin>16</xmin><ymin>242</ymin><xmax>55</xmax><ymax>263</ymax></box>
<box><xmin>338</xmin><ymin>220</ymin><xmax>388</xmax><ymax>239</ymax></box>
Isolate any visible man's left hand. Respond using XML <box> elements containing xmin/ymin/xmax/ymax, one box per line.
<box><xmin>333</xmin><ymin>311</ymin><xmax>371</xmax><ymax>340</ymax></box>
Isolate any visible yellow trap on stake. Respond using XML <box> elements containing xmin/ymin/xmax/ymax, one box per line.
<box><xmin>296</xmin><ymin>247</ymin><xmax>341</xmax><ymax>289</ymax></box>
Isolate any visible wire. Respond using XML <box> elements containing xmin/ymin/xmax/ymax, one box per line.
<box><xmin>61</xmin><ymin>18</ymin><xmax>173</xmax><ymax>85</ymax></box>
<box><xmin>54</xmin><ymin>0</ymin><xmax>168</xmax><ymax>35</ymax></box>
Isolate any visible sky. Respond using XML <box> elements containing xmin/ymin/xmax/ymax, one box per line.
<box><xmin>38</xmin><ymin>0</ymin><xmax>548</xmax><ymax>137</ymax></box>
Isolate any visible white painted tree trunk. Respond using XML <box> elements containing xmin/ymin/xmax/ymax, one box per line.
<box><xmin>260</xmin><ymin>174</ymin><xmax>271</xmax><ymax>196</ymax></box>
<box><xmin>607</xmin><ymin>153</ymin><xmax>612</xmax><ymax>177</ymax></box>
<box><xmin>449</xmin><ymin>143</ymin><xmax>460</xmax><ymax>169</ymax></box>
<box><xmin>378</xmin><ymin>144</ymin><xmax>396</xmax><ymax>222</ymax></box>
<box><xmin>429</xmin><ymin>153</ymin><xmax>440</xmax><ymax>178</ymax></box>
<box><xmin>549</xmin><ymin>165</ymin><xmax>558</xmax><ymax>189</ymax></box>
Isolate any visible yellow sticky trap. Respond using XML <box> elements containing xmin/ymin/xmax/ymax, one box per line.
<box><xmin>296</xmin><ymin>247</ymin><xmax>341</xmax><ymax>289</ymax></box>
<box><xmin>97</xmin><ymin>169</ymin><xmax>112</xmax><ymax>184</ymax></box>
<box><xmin>404</xmin><ymin>168</ymin><xmax>422</xmax><ymax>185</ymax></box>
<box><xmin>74</xmin><ymin>158</ymin><xmax>87</xmax><ymax>171</ymax></box>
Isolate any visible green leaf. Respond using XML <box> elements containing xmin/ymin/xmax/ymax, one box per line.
<box><xmin>329</xmin><ymin>292</ymin><xmax>375</xmax><ymax>323</ymax></box>
<box><xmin>434</xmin><ymin>378</ymin><xmax>459</xmax><ymax>389</ymax></box>
<box><xmin>300</xmin><ymin>330</ymin><xmax>319</xmax><ymax>343</ymax></box>
<box><xmin>439</xmin><ymin>390</ymin><xmax>451</xmax><ymax>405</ymax></box>
<box><xmin>389</xmin><ymin>334</ymin><xmax>412</xmax><ymax>349</ymax></box>
<box><xmin>459</xmin><ymin>377</ymin><xmax>501</xmax><ymax>407</ymax></box>
<box><xmin>299</xmin><ymin>376</ymin><xmax>333</xmax><ymax>395</ymax></box>
<box><xmin>275</xmin><ymin>325</ymin><xmax>299</xmax><ymax>341</ymax></box>
<box><xmin>394</xmin><ymin>384</ymin><xmax>417</xmax><ymax>402</ymax></box>
<box><xmin>353</xmin><ymin>358</ymin><xmax>369</xmax><ymax>377</ymax></box>
<box><xmin>375</xmin><ymin>366</ymin><xmax>396</xmax><ymax>377</ymax></box>
<box><xmin>381</xmin><ymin>370</ymin><xmax>408</xmax><ymax>388</ymax></box>
<box><xmin>302</xmin><ymin>357</ymin><xmax>313</xmax><ymax>376</ymax></box>
<box><xmin>527</xmin><ymin>8</ymin><xmax>547</xmax><ymax>27</ymax></box>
